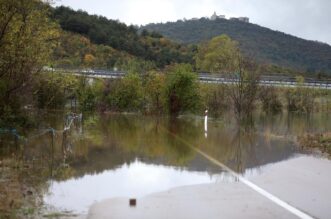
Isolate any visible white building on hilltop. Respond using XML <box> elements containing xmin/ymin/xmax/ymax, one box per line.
<box><xmin>210</xmin><ymin>12</ymin><xmax>225</xmax><ymax>20</ymax></box>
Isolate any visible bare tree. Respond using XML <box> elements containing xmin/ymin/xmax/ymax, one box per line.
<box><xmin>228</xmin><ymin>56</ymin><xmax>260</xmax><ymax>122</ymax></box>
<box><xmin>195</xmin><ymin>35</ymin><xmax>260</xmax><ymax>122</ymax></box>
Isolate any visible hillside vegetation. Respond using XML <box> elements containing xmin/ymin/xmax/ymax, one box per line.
<box><xmin>143</xmin><ymin>18</ymin><xmax>331</xmax><ymax>75</ymax></box>
<box><xmin>52</xmin><ymin>31</ymin><xmax>155</xmax><ymax>72</ymax></box>
<box><xmin>51</xmin><ymin>6</ymin><xmax>195</xmax><ymax>68</ymax></box>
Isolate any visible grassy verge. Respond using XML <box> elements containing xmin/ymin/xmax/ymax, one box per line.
<box><xmin>0</xmin><ymin>159</ymin><xmax>44</xmax><ymax>219</ymax></box>
<box><xmin>298</xmin><ymin>132</ymin><xmax>331</xmax><ymax>156</ymax></box>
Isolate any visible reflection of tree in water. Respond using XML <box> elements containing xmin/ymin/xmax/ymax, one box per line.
<box><xmin>196</xmin><ymin>117</ymin><xmax>299</xmax><ymax>174</ymax></box>
<box><xmin>52</xmin><ymin>112</ymin><xmax>331</xmax><ymax>179</ymax></box>
<box><xmin>286</xmin><ymin>112</ymin><xmax>325</xmax><ymax>136</ymax></box>
<box><xmin>49</xmin><ymin>115</ymin><xmax>199</xmax><ymax>178</ymax></box>
<box><xmin>166</xmin><ymin>118</ymin><xmax>197</xmax><ymax>165</ymax></box>
<box><xmin>229</xmin><ymin>125</ymin><xmax>258</xmax><ymax>173</ymax></box>
<box><xmin>160</xmin><ymin>117</ymin><xmax>259</xmax><ymax>174</ymax></box>
<box><xmin>1</xmin><ymin>112</ymin><xmax>305</xmax><ymax>185</ymax></box>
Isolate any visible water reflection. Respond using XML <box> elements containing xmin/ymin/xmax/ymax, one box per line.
<box><xmin>168</xmin><ymin>115</ymin><xmax>297</xmax><ymax>173</ymax></box>
<box><xmin>1</xmin><ymin>112</ymin><xmax>331</xmax><ymax>214</ymax></box>
<box><xmin>44</xmin><ymin>160</ymin><xmax>231</xmax><ymax>213</ymax></box>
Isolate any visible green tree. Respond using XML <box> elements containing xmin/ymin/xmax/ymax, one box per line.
<box><xmin>195</xmin><ymin>35</ymin><xmax>239</xmax><ymax>73</ymax></box>
<box><xmin>34</xmin><ymin>73</ymin><xmax>78</xmax><ymax>109</ymax></box>
<box><xmin>164</xmin><ymin>64</ymin><xmax>200</xmax><ymax>116</ymax></box>
<box><xmin>196</xmin><ymin>35</ymin><xmax>259</xmax><ymax>121</ymax></box>
<box><xmin>144</xmin><ymin>71</ymin><xmax>165</xmax><ymax>114</ymax></box>
<box><xmin>113</xmin><ymin>73</ymin><xmax>143</xmax><ymax>111</ymax></box>
<box><xmin>0</xmin><ymin>0</ymin><xmax>59</xmax><ymax>121</ymax></box>
<box><xmin>76</xmin><ymin>77</ymin><xmax>103</xmax><ymax>111</ymax></box>
<box><xmin>125</xmin><ymin>59</ymin><xmax>156</xmax><ymax>75</ymax></box>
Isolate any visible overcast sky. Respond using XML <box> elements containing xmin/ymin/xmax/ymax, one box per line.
<box><xmin>54</xmin><ymin>0</ymin><xmax>331</xmax><ymax>45</ymax></box>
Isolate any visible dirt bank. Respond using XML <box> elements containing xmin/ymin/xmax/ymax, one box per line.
<box><xmin>298</xmin><ymin>132</ymin><xmax>331</xmax><ymax>156</ymax></box>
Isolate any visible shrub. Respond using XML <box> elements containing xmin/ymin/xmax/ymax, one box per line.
<box><xmin>34</xmin><ymin>73</ymin><xmax>78</xmax><ymax>109</ymax></box>
<box><xmin>259</xmin><ymin>86</ymin><xmax>282</xmax><ymax>114</ymax></box>
<box><xmin>164</xmin><ymin>64</ymin><xmax>200</xmax><ymax>116</ymax></box>
<box><xmin>144</xmin><ymin>71</ymin><xmax>166</xmax><ymax>114</ymax></box>
<box><xmin>285</xmin><ymin>87</ymin><xmax>316</xmax><ymax>113</ymax></box>
<box><xmin>200</xmin><ymin>84</ymin><xmax>229</xmax><ymax>117</ymax></box>
<box><xmin>113</xmin><ymin>73</ymin><xmax>143</xmax><ymax>111</ymax></box>
<box><xmin>76</xmin><ymin>78</ymin><xmax>103</xmax><ymax>111</ymax></box>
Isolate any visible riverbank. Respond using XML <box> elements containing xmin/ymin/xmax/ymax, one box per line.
<box><xmin>0</xmin><ymin>159</ymin><xmax>42</xmax><ymax>218</ymax></box>
<box><xmin>0</xmin><ymin>158</ymin><xmax>84</xmax><ymax>219</ymax></box>
<box><xmin>298</xmin><ymin>132</ymin><xmax>331</xmax><ymax>157</ymax></box>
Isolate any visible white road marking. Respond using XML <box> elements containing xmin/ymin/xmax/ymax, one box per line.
<box><xmin>166</xmin><ymin>129</ymin><xmax>314</xmax><ymax>219</ymax></box>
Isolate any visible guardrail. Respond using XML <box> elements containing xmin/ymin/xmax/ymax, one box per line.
<box><xmin>45</xmin><ymin>68</ymin><xmax>331</xmax><ymax>89</ymax></box>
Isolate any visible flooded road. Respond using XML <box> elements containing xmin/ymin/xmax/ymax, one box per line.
<box><xmin>1</xmin><ymin>112</ymin><xmax>331</xmax><ymax>218</ymax></box>
<box><xmin>44</xmin><ymin>160</ymin><xmax>227</xmax><ymax>213</ymax></box>
<box><xmin>88</xmin><ymin>154</ymin><xmax>331</xmax><ymax>219</ymax></box>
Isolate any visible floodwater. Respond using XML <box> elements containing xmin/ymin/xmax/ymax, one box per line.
<box><xmin>1</xmin><ymin>112</ymin><xmax>331</xmax><ymax>216</ymax></box>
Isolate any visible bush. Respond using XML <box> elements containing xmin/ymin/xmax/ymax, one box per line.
<box><xmin>144</xmin><ymin>71</ymin><xmax>166</xmax><ymax>114</ymax></box>
<box><xmin>164</xmin><ymin>64</ymin><xmax>200</xmax><ymax>116</ymax></box>
<box><xmin>259</xmin><ymin>86</ymin><xmax>282</xmax><ymax>114</ymax></box>
<box><xmin>285</xmin><ymin>87</ymin><xmax>316</xmax><ymax>113</ymax></box>
<box><xmin>76</xmin><ymin>78</ymin><xmax>103</xmax><ymax>111</ymax></box>
<box><xmin>34</xmin><ymin>73</ymin><xmax>78</xmax><ymax>109</ymax></box>
<box><xmin>112</xmin><ymin>73</ymin><xmax>143</xmax><ymax>112</ymax></box>
<box><xmin>200</xmin><ymin>84</ymin><xmax>229</xmax><ymax>117</ymax></box>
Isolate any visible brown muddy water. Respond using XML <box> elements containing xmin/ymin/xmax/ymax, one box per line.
<box><xmin>0</xmin><ymin>112</ymin><xmax>330</xmax><ymax>217</ymax></box>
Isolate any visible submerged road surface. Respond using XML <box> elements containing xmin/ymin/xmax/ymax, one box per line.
<box><xmin>86</xmin><ymin>154</ymin><xmax>331</xmax><ymax>219</ymax></box>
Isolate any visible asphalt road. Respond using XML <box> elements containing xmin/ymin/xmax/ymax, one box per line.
<box><xmin>85</xmin><ymin>154</ymin><xmax>331</xmax><ymax>219</ymax></box>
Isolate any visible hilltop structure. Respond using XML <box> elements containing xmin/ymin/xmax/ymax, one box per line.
<box><xmin>187</xmin><ymin>12</ymin><xmax>249</xmax><ymax>23</ymax></box>
<box><xmin>210</xmin><ymin>12</ymin><xmax>225</xmax><ymax>20</ymax></box>
<box><xmin>230</xmin><ymin>17</ymin><xmax>249</xmax><ymax>23</ymax></box>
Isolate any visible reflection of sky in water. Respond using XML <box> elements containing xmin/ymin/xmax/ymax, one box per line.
<box><xmin>28</xmin><ymin>113</ymin><xmax>331</xmax><ymax>214</ymax></box>
<box><xmin>44</xmin><ymin>159</ymin><xmax>234</xmax><ymax>214</ymax></box>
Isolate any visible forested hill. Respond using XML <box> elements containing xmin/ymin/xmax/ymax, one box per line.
<box><xmin>50</xmin><ymin>6</ymin><xmax>194</xmax><ymax>68</ymax></box>
<box><xmin>143</xmin><ymin>18</ymin><xmax>331</xmax><ymax>74</ymax></box>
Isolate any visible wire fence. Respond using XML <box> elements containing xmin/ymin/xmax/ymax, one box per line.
<box><xmin>0</xmin><ymin>113</ymin><xmax>83</xmax><ymax>144</ymax></box>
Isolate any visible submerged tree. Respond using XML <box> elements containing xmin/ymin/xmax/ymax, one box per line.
<box><xmin>285</xmin><ymin>76</ymin><xmax>317</xmax><ymax>113</ymax></box>
<box><xmin>259</xmin><ymin>86</ymin><xmax>282</xmax><ymax>114</ymax></box>
<box><xmin>164</xmin><ymin>64</ymin><xmax>200</xmax><ymax>116</ymax></box>
<box><xmin>0</xmin><ymin>0</ymin><xmax>60</xmax><ymax>122</ymax></box>
<box><xmin>144</xmin><ymin>71</ymin><xmax>165</xmax><ymax>114</ymax></box>
<box><xmin>196</xmin><ymin>34</ymin><xmax>259</xmax><ymax>122</ymax></box>
<box><xmin>228</xmin><ymin>58</ymin><xmax>260</xmax><ymax>122</ymax></box>
<box><xmin>114</xmin><ymin>73</ymin><xmax>144</xmax><ymax>112</ymax></box>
